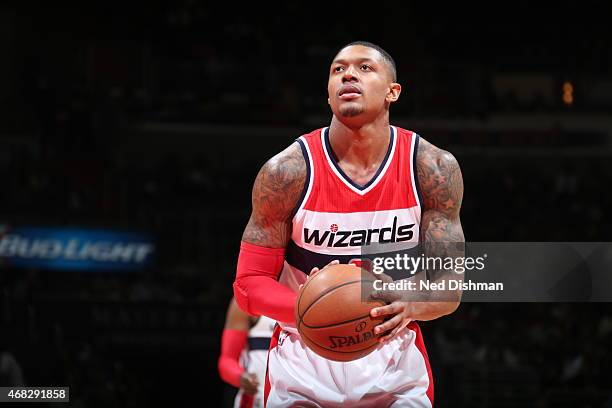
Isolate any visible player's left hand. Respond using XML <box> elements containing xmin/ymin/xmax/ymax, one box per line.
<box><xmin>370</xmin><ymin>296</ymin><xmax>414</xmax><ymax>343</ymax></box>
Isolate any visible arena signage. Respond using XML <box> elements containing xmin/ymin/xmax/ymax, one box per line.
<box><xmin>0</xmin><ymin>225</ymin><xmax>154</xmax><ymax>271</ymax></box>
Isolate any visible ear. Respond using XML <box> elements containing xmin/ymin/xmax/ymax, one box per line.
<box><xmin>327</xmin><ymin>97</ymin><xmax>331</xmax><ymax>105</ymax></box>
<box><xmin>386</xmin><ymin>83</ymin><xmax>402</xmax><ymax>103</ymax></box>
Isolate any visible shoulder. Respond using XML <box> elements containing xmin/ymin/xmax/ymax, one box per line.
<box><xmin>416</xmin><ymin>137</ymin><xmax>460</xmax><ymax>170</ymax></box>
<box><xmin>255</xmin><ymin>142</ymin><xmax>307</xmax><ymax>199</ymax></box>
<box><xmin>415</xmin><ymin>136</ymin><xmax>463</xmax><ymax>214</ymax></box>
<box><xmin>260</xmin><ymin>142</ymin><xmax>306</xmax><ymax>181</ymax></box>
<box><xmin>250</xmin><ymin>141</ymin><xmax>307</xmax><ymax>221</ymax></box>
<box><xmin>395</xmin><ymin>127</ymin><xmax>456</xmax><ymax>165</ymax></box>
<box><xmin>242</xmin><ymin>140</ymin><xmax>309</xmax><ymax>246</ymax></box>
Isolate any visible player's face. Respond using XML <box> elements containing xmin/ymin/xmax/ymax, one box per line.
<box><xmin>328</xmin><ymin>45</ymin><xmax>400</xmax><ymax>121</ymax></box>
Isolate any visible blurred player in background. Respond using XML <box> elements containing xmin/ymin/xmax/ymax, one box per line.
<box><xmin>0</xmin><ymin>347</ymin><xmax>24</xmax><ymax>387</ymax></box>
<box><xmin>234</xmin><ymin>41</ymin><xmax>465</xmax><ymax>406</ymax></box>
<box><xmin>218</xmin><ymin>297</ymin><xmax>275</xmax><ymax>408</ymax></box>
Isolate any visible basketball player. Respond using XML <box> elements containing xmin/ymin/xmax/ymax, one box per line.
<box><xmin>234</xmin><ymin>41</ymin><xmax>464</xmax><ymax>407</ymax></box>
<box><xmin>218</xmin><ymin>297</ymin><xmax>276</xmax><ymax>408</ymax></box>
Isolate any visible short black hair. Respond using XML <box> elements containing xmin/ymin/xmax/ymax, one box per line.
<box><xmin>337</xmin><ymin>41</ymin><xmax>397</xmax><ymax>82</ymax></box>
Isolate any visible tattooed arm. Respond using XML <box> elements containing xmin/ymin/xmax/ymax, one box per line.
<box><xmin>242</xmin><ymin>142</ymin><xmax>306</xmax><ymax>247</ymax></box>
<box><xmin>410</xmin><ymin>138</ymin><xmax>465</xmax><ymax>319</ymax></box>
<box><xmin>371</xmin><ymin>138</ymin><xmax>464</xmax><ymax>341</ymax></box>
<box><xmin>233</xmin><ymin>142</ymin><xmax>306</xmax><ymax>323</ymax></box>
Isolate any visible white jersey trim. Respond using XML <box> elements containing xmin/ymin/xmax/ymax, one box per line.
<box><xmin>410</xmin><ymin>132</ymin><xmax>422</xmax><ymax>210</ymax></box>
<box><xmin>296</xmin><ymin>135</ymin><xmax>315</xmax><ymax>214</ymax></box>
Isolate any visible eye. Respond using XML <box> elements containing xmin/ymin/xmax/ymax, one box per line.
<box><xmin>334</xmin><ymin>66</ymin><xmax>344</xmax><ymax>73</ymax></box>
<box><xmin>361</xmin><ymin>64</ymin><xmax>372</xmax><ymax>71</ymax></box>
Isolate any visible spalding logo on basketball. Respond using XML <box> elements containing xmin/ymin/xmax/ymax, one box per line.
<box><xmin>328</xmin><ymin>320</ymin><xmax>376</xmax><ymax>349</ymax></box>
<box><xmin>295</xmin><ymin>263</ymin><xmax>386</xmax><ymax>362</ymax></box>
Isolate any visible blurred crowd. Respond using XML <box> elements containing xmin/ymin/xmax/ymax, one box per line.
<box><xmin>3</xmin><ymin>2</ymin><xmax>612</xmax><ymax>135</ymax></box>
<box><xmin>429</xmin><ymin>303</ymin><xmax>612</xmax><ymax>407</ymax></box>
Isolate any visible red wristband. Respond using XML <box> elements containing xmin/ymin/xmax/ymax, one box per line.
<box><xmin>217</xmin><ymin>329</ymin><xmax>247</xmax><ymax>388</ymax></box>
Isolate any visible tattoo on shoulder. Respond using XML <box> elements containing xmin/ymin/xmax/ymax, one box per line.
<box><xmin>417</xmin><ymin>138</ymin><xmax>465</xmax><ymax>246</ymax></box>
<box><xmin>416</xmin><ymin>138</ymin><xmax>463</xmax><ymax>218</ymax></box>
<box><xmin>242</xmin><ymin>142</ymin><xmax>306</xmax><ymax>247</ymax></box>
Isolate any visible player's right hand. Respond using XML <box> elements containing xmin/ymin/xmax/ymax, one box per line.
<box><xmin>298</xmin><ymin>260</ymin><xmax>340</xmax><ymax>291</ymax></box>
<box><xmin>309</xmin><ymin>259</ymin><xmax>340</xmax><ymax>277</ymax></box>
<box><xmin>240</xmin><ymin>372</ymin><xmax>259</xmax><ymax>395</ymax></box>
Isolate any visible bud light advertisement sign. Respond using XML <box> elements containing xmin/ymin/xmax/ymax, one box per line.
<box><xmin>0</xmin><ymin>225</ymin><xmax>155</xmax><ymax>271</ymax></box>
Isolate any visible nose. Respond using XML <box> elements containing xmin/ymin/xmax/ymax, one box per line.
<box><xmin>342</xmin><ymin>65</ymin><xmax>358</xmax><ymax>83</ymax></box>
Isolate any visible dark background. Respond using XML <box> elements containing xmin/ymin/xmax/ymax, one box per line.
<box><xmin>1</xmin><ymin>1</ymin><xmax>611</xmax><ymax>407</ymax></box>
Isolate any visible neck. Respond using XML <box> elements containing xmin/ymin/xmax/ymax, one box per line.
<box><xmin>328</xmin><ymin>115</ymin><xmax>391</xmax><ymax>167</ymax></box>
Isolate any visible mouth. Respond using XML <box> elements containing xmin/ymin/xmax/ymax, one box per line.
<box><xmin>338</xmin><ymin>84</ymin><xmax>362</xmax><ymax>100</ymax></box>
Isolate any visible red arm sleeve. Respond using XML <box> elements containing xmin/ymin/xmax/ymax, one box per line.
<box><xmin>233</xmin><ymin>241</ymin><xmax>297</xmax><ymax>324</ymax></box>
<box><xmin>217</xmin><ymin>329</ymin><xmax>247</xmax><ymax>388</ymax></box>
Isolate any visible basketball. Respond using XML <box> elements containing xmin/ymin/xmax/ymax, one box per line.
<box><xmin>295</xmin><ymin>263</ymin><xmax>386</xmax><ymax>362</ymax></box>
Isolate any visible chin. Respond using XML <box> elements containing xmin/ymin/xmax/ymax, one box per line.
<box><xmin>339</xmin><ymin>105</ymin><xmax>365</xmax><ymax>118</ymax></box>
